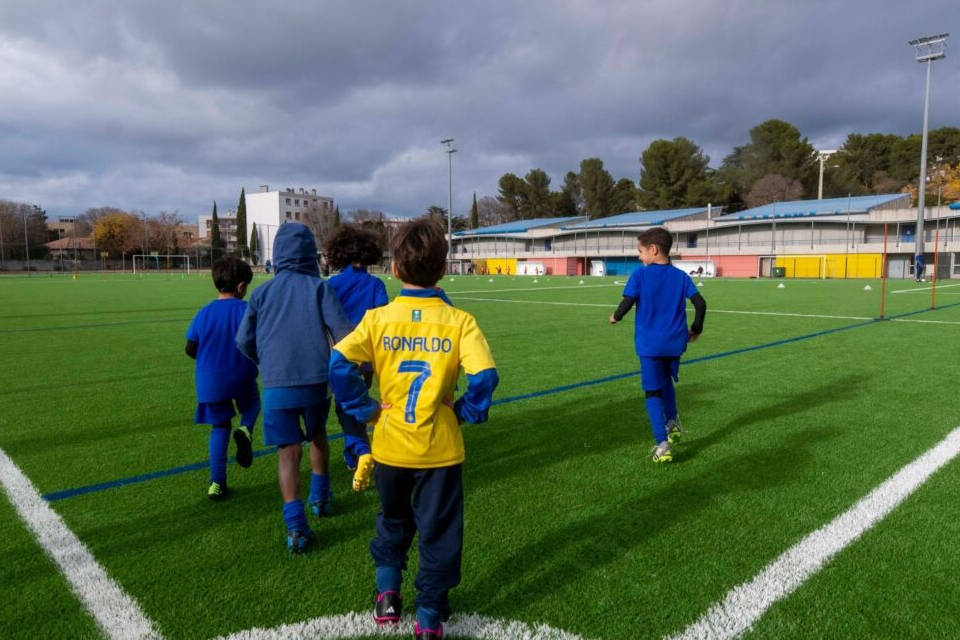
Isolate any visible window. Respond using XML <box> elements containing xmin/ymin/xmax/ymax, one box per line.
<box><xmin>286</xmin><ymin>198</ymin><xmax>291</xmax><ymax>204</ymax></box>
<box><xmin>686</xmin><ymin>233</ymin><xmax>698</xmax><ymax>248</ymax></box>
<box><xmin>286</xmin><ymin>212</ymin><xmax>292</xmax><ymax>220</ymax></box>
<box><xmin>295</xmin><ymin>199</ymin><xmax>300</xmax><ymax>206</ymax></box>
<box><xmin>295</xmin><ymin>212</ymin><xmax>301</xmax><ymax>221</ymax></box>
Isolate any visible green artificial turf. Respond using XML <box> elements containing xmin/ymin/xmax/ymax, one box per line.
<box><xmin>1</xmin><ymin>272</ymin><xmax>958</xmax><ymax>639</ymax></box>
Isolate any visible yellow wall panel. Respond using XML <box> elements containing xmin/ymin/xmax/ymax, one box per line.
<box><xmin>484</xmin><ymin>258</ymin><xmax>518</xmax><ymax>275</ymax></box>
<box><xmin>776</xmin><ymin>254</ymin><xmax>882</xmax><ymax>278</ymax></box>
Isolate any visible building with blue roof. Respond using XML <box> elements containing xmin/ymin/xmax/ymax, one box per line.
<box><xmin>716</xmin><ymin>194</ymin><xmax>909</xmax><ymax>221</ymax></box>
<box><xmin>448</xmin><ymin>195</ymin><xmax>960</xmax><ymax>279</ymax></box>
<box><xmin>561</xmin><ymin>207</ymin><xmax>716</xmax><ymax>230</ymax></box>
<box><xmin>453</xmin><ymin>216</ymin><xmax>585</xmax><ymax>236</ymax></box>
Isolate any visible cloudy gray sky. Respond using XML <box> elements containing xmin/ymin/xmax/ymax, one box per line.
<box><xmin>1</xmin><ymin>1</ymin><xmax>957</xmax><ymax>220</ymax></box>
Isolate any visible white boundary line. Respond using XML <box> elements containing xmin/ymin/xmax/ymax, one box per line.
<box><xmin>891</xmin><ymin>317</ymin><xmax>960</xmax><ymax>325</ymax></box>
<box><xmin>212</xmin><ymin>611</ymin><xmax>588</xmax><ymax>640</ymax></box>
<box><xmin>0</xmin><ymin>446</ymin><xmax>163</xmax><ymax>640</ymax></box>
<box><xmin>450</xmin><ymin>284</ymin><xmax>617</xmax><ymax>295</ymax></box>
<box><xmin>456</xmin><ymin>296</ymin><xmax>873</xmax><ymax>321</ymax></box>
<box><xmin>458</xmin><ymin>295</ymin><xmax>960</xmax><ymax>326</ymax></box>
<box><xmin>890</xmin><ymin>282</ymin><xmax>960</xmax><ymax>294</ymax></box>
<box><xmin>666</xmin><ymin>424</ymin><xmax>960</xmax><ymax>640</ymax></box>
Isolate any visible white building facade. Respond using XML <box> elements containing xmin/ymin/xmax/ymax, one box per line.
<box><xmin>245</xmin><ymin>185</ymin><xmax>335</xmax><ymax>264</ymax></box>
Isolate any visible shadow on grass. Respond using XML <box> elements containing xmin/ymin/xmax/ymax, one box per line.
<box><xmin>682</xmin><ymin>374</ymin><xmax>867</xmax><ymax>460</ymax></box>
<box><xmin>465</xmin><ymin>383</ymin><xmax>708</xmax><ymax>489</ymax></box>
<box><xmin>457</xmin><ymin>424</ymin><xmax>836</xmax><ymax>615</ymax></box>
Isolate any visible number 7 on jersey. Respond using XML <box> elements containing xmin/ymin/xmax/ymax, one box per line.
<box><xmin>397</xmin><ymin>360</ymin><xmax>432</xmax><ymax>423</ymax></box>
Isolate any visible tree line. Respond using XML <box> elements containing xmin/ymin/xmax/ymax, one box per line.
<box><xmin>481</xmin><ymin>119</ymin><xmax>960</xmax><ymax>224</ymax></box>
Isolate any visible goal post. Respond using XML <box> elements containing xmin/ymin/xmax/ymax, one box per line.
<box><xmin>132</xmin><ymin>254</ymin><xmax>192</xmax><ymax>275</ymax></box>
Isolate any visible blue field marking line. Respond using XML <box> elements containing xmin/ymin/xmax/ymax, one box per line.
<box><xmin>43</xmin><ymin>432</ymin><xmax>348</xmax><ymax>502</ymax></box>
<box><xmin>41</xmin><ymin>300</ymin><xmax>960</xmax><ymax>503</ymax></box>
<box><xmin>0</xmin><ymin>317</ymin><xmax>190</xmax><ymax>334</ymax></box>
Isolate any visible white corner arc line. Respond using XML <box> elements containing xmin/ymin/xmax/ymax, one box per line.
<box><xmin>0</xmin><ymin>446</ymin><xmax>163</xmax><ymax>640</ymax></box>
<box><xmin>211</xmin><ymin>611</ymin><xmax>589</xmax><ymax>640</ymax></box>
<box><xmin>665</xmin><ymin>424</ymin><xmax>960</xmax><ymax>640</ymax></box>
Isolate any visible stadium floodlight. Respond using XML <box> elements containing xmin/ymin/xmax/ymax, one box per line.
<box><xmin>817</xmin><ymin>150</ymin><xmax>837</xmax><ymax>200</ymax></box>
<box><xmin>441</xmin><ymin>138</ymin><xmax>457</xmax><ymax>262</ymax></box>
<box><xmin>909</xmin><ymin>33</ymin><xmax>948</xmax><ymax>282</ymax></box>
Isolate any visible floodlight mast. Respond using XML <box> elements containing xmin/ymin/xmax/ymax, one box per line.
<box><xmin>441</xmin><ymin>138</ymin><xmax>457</xmax><ymax>262</ymax></box>
<box><xmin>909</xmin><ymin>33</ymin><xmax>948</xmax><ymax>282</ymax></box>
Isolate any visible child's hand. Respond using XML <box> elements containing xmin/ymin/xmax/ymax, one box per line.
<box><xmin>609</xmin><ymin>314</ymin><xmax>618</xmax><ymax>324</ymax></box>
<box><xmin>688</xmin><ymin>330</ymin><xmax>700</xmax><ymax>342</ymax></box>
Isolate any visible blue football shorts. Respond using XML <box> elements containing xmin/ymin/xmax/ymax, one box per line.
<box><xmin>195</xmin><ymin>382</ymin><xmax>261</xmax><ymax>427</ymax></box>
<box><xmin>262</xmin><ymin>399</ymin><xmax>332</xmax><ymax>447</ymax></box>
<box><xmin>639</xmin><ymin>356</ymin><xmax>680</xmax><ymax>391</ymax></box>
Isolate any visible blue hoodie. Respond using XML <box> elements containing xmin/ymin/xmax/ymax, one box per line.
<box><xmin>235</xmin><ymin>223</ymin><xmax>352</xmax><ymax>389</ymax></box>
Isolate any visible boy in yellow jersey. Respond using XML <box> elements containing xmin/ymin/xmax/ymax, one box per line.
<box><xmin>329</xmin><ymin>219</ymin><xmax>498</xmax><ymax>640</ymax></box>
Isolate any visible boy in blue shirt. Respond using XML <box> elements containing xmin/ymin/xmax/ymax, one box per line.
<box><xmin>185</xmin><ymin>257</ymin><xmax>259</xmax><ymax>500</ymax></box>
<box><xmin>610</xmin><ymin>227</ymin><xmax>706</xmax><ymax>463</ymax></box>
<box><xmin>329</xmin><ymin>219</ymin><xmax>498</xmax><ymax>640</ymax></box>
<box><xmin>324</xmin><ymin>224</ymin><xmax>389</xmax><ymax>491</ymax></box>
<box><xmin>235</xmin><ymin>223</ymin><xmax>353</xmax><ymax>553</ymax></box>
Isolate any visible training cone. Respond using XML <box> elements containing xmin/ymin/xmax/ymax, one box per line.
<box><xmin>489</xmin><ymin>278</ymin><xmax>494</xmax><ymax>282</ymax></box>
<box><xmin>578</xmin><ymin>279</ymin><xmax>584</xmax><ymax>284</ymax></box>
<box><xmin>697</xmin><ymin>281</ymin><xmax>704</xmax><ymax>287</ymax></box>
<box><xmin>863</xmin><ymin>284</ymin><xmax>872</xmax><ymax>291</ymax></box>
<box><xmin>533</xmin><ymin>279</ymin><xmax>538</xmax><ymax>283</ymax></box>
<box><xmin>777</xmin><ymin>283</ymin><xmax>785</xmax><ymax>289</ymax></box>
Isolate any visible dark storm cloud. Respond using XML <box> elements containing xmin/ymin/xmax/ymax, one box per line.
<box><xmin>0</xmin><ymin>1</ymin><xmax>956</xmax><ymax>218</ymax></box>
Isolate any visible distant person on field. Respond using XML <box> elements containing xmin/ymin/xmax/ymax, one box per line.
<box><xmin>235</xmin><ymin>223</ymin><xmax>352</xmax><ymax>553</ymax></box>
<box><xmin>324</xmin><ymin>224</ymin><xmax>389</xmax><ymax>491</ymax></box>
<box><xmin>328</xmin><ymin>219</ymin><xmax>499</xmax><ymax>640</ymax></box>
<box><xmin>185</xmin><ymin>256</ymin><xmax>259</xmax><ymax>501</ymax></box>
<box><xmin>609</xmin><ymin>227</ymin><xmax>706</xmax><ymax>463</ymax></box>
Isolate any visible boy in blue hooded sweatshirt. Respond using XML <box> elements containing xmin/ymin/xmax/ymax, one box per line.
<box><xmin>236</xmin><ymin>222</ymin><xmax>353</xmax><ymax>553</ymax></box>
<box><xmin>324</xmin><ymin>224</ymin><xmax>389</xmax><ymax>491</ymax></box>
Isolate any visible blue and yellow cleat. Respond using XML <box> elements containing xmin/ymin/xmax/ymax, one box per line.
<box><xmin>666</xmin><ymin>418</ymin><xmax>686</xmax><ymax>445</ymax></box>
<box><xmin>650</xmin><ymin>441</ymin><xmax>673</xmax><ymax>463</ymax></box>
<box><xmin>207</xmin><ymin>481</ymin><xmax>228</xmax><ymax>501</ymax></box>
<box><xmin>286</xmin><ymin>528</ymin><xmax>316</xmax><ymax>554</ymax></box>
<box><xmin>353</xmin><ymin>454</ymin><xmax>375</xmax><ymax>492</ymax></box>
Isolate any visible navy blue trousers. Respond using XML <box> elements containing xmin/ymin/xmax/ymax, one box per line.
<box><xmin>370</xmin><ymin>462</ymin><xmax>463</xmax><ymax>619</ymax></box>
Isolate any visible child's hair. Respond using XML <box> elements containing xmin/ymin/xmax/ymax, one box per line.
<box><xmin>638</xmin><ymin>227</ymin><xmax>673</xmax><ymax>255</ymax></box>
<box><xmin>323</xmin><ymin>224</ymin><xmax>384</xmax><ymax>270</ymax></box>
<box><xmin>212</xmin><ymin>256</ymin><xmax>253</xmax><ymax>293</ymax></box>
<box><xmin>391</xmin><ymin>218</ymin><xmax>448</xmax><ymax>287</ymax></box>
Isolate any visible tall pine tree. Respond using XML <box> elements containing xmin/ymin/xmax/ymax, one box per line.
<box><xmin>333</xmin><ymin>206</ymin><xmax>341</xmax><ymax>228</ymax></box>
<box><xmin>210</xmin><ymin>201</ymin><xmax>224</xmax><ymax>260</ymax></box>
<box><xmin>470</xmin><ymin>192</ymin><xmax>479</xmax><ymax>229</ymax></box>
<box><xmin>249</xmin><ymin>222</ymin><xmax>259</xmax><ymax>265</ymax></box>
<box><xmin>235</xmin><ymin>187</ymin><xmax>247</xmax><ymax>258</ymax></box>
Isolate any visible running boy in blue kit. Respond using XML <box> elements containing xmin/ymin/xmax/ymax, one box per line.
<box><xmin>235</xmin><ymin>222</ymin><xmax>353</xmax><ymax>553</ymax></box>
<box><xmin>185</xmin><ymin>256</ymin><xmax>259</xmax><ymax>501</ymax></box>
<box><xmin>609</xmin><ymin>227</ymin><xmax>707</xmax><ymax>463</ymax></box>
<box><xmin>329</xmin><ymin>219</ymin><xmax>499</xmax><ymax>640</ymax></box>
<box><xmin>324</xmin><ymin>224</ymin><xmax>389</xmax><ymax>491</ymax></box>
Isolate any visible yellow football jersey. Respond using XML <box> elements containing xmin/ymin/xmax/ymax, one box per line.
<box><xmin>333</xmin><ymin>292</ymin><xmax>496</xmax><ymax>468</ymax></box>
